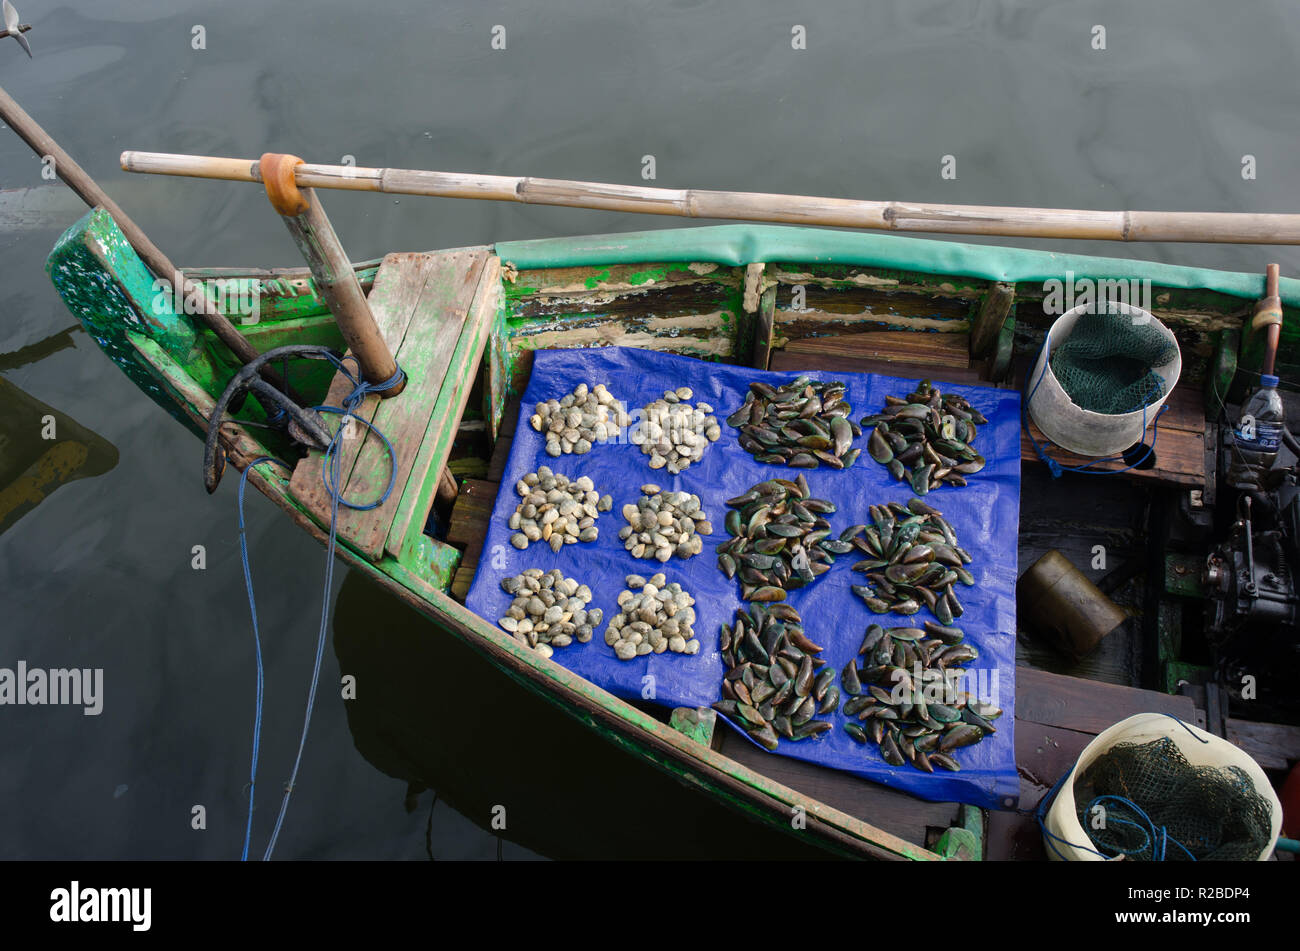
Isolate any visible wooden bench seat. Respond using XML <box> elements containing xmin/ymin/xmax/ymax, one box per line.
<box><xmin>1019</xmin><ymin>384</ymin><xmax>1207</xmax><ymax>487</ymax></box>
<box><xmin>769</xmin><ymin>331</ymin><xmax>1208</xmax><ymax>489</ymax></box>
<box><xmin>290</xmin><ymin>248</ymin><xmax>501</xmax><ymax>565</ymax></box>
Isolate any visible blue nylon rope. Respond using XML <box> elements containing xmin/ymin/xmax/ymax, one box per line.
<box><xmin>1034</xmin><ymin>714</ymin><xmax>1210</xmax><ymax>861</ymax></box>
<box><xmin>237</xmin><ymin>455</ymin><xmax>288</xmax><ymax>861</ymax></box>
<box><xmin>1022</xmin><ymin>331</ymin><xmax>1169</xmax><ymax>478</ymax></box>
<box><xmin>236</xmin><ymin>354</ymin><xmax>404</xmax><ymax>860</ymax></box>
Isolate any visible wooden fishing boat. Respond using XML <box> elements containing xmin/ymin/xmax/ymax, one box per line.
<box><xmin>37</xmin><ymin>182</ymin><xmax>1299</xmax><ymax>858</ymax></box>
<box><xmin>7</xmin><ymin>69</ymin><xmax>1297</xmax><ymax>859</ymax></box>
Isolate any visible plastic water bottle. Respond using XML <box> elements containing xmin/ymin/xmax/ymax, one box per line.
<box><xmin>1228</xmin><ymin>373</ymin><xmax>1285</xmax><ymax>489</ymax></box>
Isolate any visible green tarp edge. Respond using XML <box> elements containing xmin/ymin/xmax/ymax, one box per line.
<box><xmin>495</xmin><ymin>224</ymin><xmax>1300</xmax><ymax>305</ymax></box>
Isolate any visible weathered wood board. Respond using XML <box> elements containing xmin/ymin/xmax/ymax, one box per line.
<box><xmin>449</xmin><ymin>478</ymin><xmax>499</xmax><ymax>600</ymax></box>
<box><xmin>771</xmin><ymin>330</ymin><xmax>1206</xmax><ymax>490</ymax></box>
<box><xmin>333</xmin><ymin>250</ymin><xmax>487</xmax><ymax>557</ymax></box>
<box><xmin>782</xmin><ymin>330</ymin><xmax>973</xmax><ymax>370</ymax></box>
<box><xmin>1018</xmin><ymin>379</ymin><xmax>1207</xmax><ymax>487</ymax></box>
<box><xmin>289</xmin><ymin>248</ymin><xmax>494</xmax><ymax>562</ymax></box>
<box><xmin>1225</xmin><ymin>718</ymin><xmax>1300</xmax><ymax>771</ymax></box>
<box><xmin>387</xmin><ymin>256</ymin><xmax>503</xmax><ymax>562</ymax></box>
<box><xmin>289</xmin><ymin>252</ymin><xmax>439</xmax><ymax>523</ymax></box>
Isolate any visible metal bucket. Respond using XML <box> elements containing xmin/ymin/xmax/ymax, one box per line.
<box><xmin>1027</xmin><ymin>301</ymin><xmax>1181</xmax><ymax>457</ymax></box>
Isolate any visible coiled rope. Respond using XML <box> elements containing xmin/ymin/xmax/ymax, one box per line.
<box><xmin>234</xmin><ymin>353</ymin><xmax>403</xmax><ymax>860</ymax></box>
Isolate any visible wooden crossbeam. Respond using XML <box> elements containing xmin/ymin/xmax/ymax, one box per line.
<box><xmin>289</xmin><ymin>248</ymin><xmax>496</xmax><ymax>563</ymax></box>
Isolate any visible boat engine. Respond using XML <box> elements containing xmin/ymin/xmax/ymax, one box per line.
<box><xmin>1204</xmin><ymin>470</ymin><xmax>1300</xmax><ymax>721</ymax></box>
<box><xmin>1200</xmin><ymin>265</ymin><xmax>1300</xmax><ymax>722</ymax></box>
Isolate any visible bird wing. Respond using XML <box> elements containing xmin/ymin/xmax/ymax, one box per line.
<box><xmin>15</xmin><ymin>27</ymin><xmax>30</xmax><ymax>57</ymax></box>
<box><xmin>2</xmin><ymin>1</ymin><xmax>18</xmax><ymax>33</ymax></box>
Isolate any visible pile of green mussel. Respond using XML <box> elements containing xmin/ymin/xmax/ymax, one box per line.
<box><xmin>846</xmin><ymin>498</ymin><xmax>974</xmax><ymax>625</ymax></box>
<box><xmin>840</xmin><ymin>621</ymin><xmax>1001</xmax><ymax>771</ymax></box>
<box><xmin>861</xmin><ymin>380</ymin><xmax>986</xmax><ymax>494</ymax></box>
<box><xmin>716</xmin><ymin>475</ymin><xmax>856</xmax><ymax>601</ymax></box>
<box><xmin>714</xmin><ymin>603</ymin><xmax>837</xmax><ymax>750</ymax></box>
<box><xmin>727</xmin><ymin>377</ymin><xmax>861</xmax><ymax>470</ymax></box>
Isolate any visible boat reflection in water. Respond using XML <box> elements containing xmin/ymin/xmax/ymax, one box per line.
<box><xmin>0</xmin><ymin>327</ymin><xmax>119</xmax><ymax>536</ymax></box>
<box><xmin>330</xmin><ymin>569</ymin><xmax>830</xmax><ymax>860</ymax></box>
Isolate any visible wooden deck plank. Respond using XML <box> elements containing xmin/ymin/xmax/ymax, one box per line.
<box><xmin>449</xmin><ymin>478</ymin><xmax>498</xmax><ymax>600</ymax></box>
<box><xmin>1225</xmin><ymin>718</ymin><xmax>1300</xmax><ymax>771</ymax></box>
<box><xmin>1016</xmin><ymin>353</ymin><xmax>1206</xmax><ymax>485</ymax></box>
<box><xmin>783</xmin><ymin>330</ymin><xmax>972</xmax><ymax>369</ymax></box>
<box><xmin>451</xmin><ymin>564</ymin><xmax>476</xmax><ymax>602</ymax></box>
<box><xmin>331</xmin><ymin>249</ymin><xmax>488</xmax><ymax>559</ymax></box>
<box><xmin>1014</xmin><ymin>721</ymin><xmax>1096</xmax><ymax>812</ymax></box>
<box><xmin>985</xmin><ymin>808</ymin><xmax>1050</xmax><ymax>861</ymax></box>
<box><xmin>1019</xmin><ymin>412</ymin><xmax>1204</xmax><ymax>486</ymax></box>
<box><xmin>717</xmin><ymin>728</ymin><xmax>962</xmax><ymax>843</ymax></box>
<box><xmin>448</xmin><ymin>478</ymin><xmax>497</xmax><ymax>548</ymax></box>
<box><xmin>289</xmin><ymin>252</ymin><xmax>437</xmax><ymax>525</ymax></box>
<box><xmin>487</xmin><ymin>401</ymin><xmax>520</xmax><ymax>483</ymax></box>
<box><xmin>770</xmin><ymin>332</ymin><xmax>984</xmax><ymax>386</ymax></box>
<box><xmin>1151</xmin><ymin>384</ymin><xmax>1210</xmax><ymax>434</ymax></box>
<box><xmin>454</xmin><ymin>401</ymin><xmax>519</xmax><ymax>599</ymax></box>
<box><xmin>772</xmin><ymin>331</ymin><xmax>1206</xmax><ymax>489</ymax></box>
<box><xmin>771</xmin><ymin>352</ymin><xmax>985</xmax><ymax>387</ymax></box>
<box><xmin>386</xmin><ymin>256</ymin><xmax>501</xmax><ymax>561</ymax></box>
<box><xmin>1016</xmin><ymin>666</ymin><xmax>1199</xmax><ymax>735</ymax></box>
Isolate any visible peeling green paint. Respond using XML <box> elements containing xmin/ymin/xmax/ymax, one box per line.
<box><xmin>46</xmin><ymin>210</ymin><xmax>207</xmax><ymax>433</ymax></box>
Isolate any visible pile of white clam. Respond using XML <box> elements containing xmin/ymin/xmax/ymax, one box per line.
<box><xmin>619</xmin><ymin>484</ymin><xmax>712</xmax><ymax>562</ymax></box>
<box><xmin>605</xmin><ymin>573</ymin><xmax>699</xmax><ymax>660</ymax></box>
<box><xmin>530</xmin><ymin>383</ymin><xmax>632</xmax><ymax>457</ymax></box>
<box><xmin>630</xmin><ymin>387</ymin><xmax>722</xmax><ymax>473</ymax></box>
<box><xmin>508</xmin><ymin>466</ymin><xmax>613</xmax><ymax>553</ymax></box>
<box><xmin>498</xmin><ymin>569</ymin><xmax>602</xmax><ymax>658</ymax></box>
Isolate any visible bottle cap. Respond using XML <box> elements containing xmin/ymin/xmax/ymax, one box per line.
<box><xmin>1262</xmin><ymin>373</ymin><xmax>1280</xmax><ymax>387</ymax></box>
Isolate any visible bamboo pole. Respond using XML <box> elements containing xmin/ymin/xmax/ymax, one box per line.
<box><xmin>0</xmin><ymin>88</ymin><xmax>280</xmax><ymax>383</ymax></box>
<box><xmin>121</xmin><ymin>149</ymin><xmax>1300</xmax><ymax>245</ymax></box>
<box><xmin>258</xmin><ymin>153</ymin><xmax>402</xmax><ymax>396</ymax></box>
<box><xmin>1259</xmin><ymin>263</ymin><xmax>1282</xmax><ymax>376</ymax></box>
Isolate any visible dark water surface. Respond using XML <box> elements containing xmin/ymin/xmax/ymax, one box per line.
<box><xmin>2</xmin><ymin>1</ymin><xmax>1298</xmax><ymax>859</ymax></box>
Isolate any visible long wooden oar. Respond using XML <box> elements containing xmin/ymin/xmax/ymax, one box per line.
<box><xmin>120</xmin><ymin>150</ymin><xmax>1300</xmax><ymax>245</ymax></box>
<box><xmin>0</xmin><ymin>86</ymin><xmax>282</xmax><ymax>382</ymax></box>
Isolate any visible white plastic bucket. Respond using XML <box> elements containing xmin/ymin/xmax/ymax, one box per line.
<box><xmin>1027</xmin><ymin>302</ymin><xmax>1181</xmax><ymax>457</ymax></box>
<box><xmin>1042</xmin><ymin>712</ymin><xmax>1283</xmax><ymax>861</ymax></box>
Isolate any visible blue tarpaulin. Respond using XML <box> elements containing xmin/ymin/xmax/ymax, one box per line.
<box><xmin>466</xmin><ymin>347</ymin><xmax>1021</xmax><ymax>810</ymax></box>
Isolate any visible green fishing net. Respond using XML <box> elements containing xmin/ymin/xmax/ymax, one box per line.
<box><xmin>1049</xmin><ymin>308</ymin><xmax>1178</xmax><ymax>415</ymax></box>
<box><xmin>1072</xmin><ymin>737</ymin><xmax>1274</xmax><ymax>861</ymax></box>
